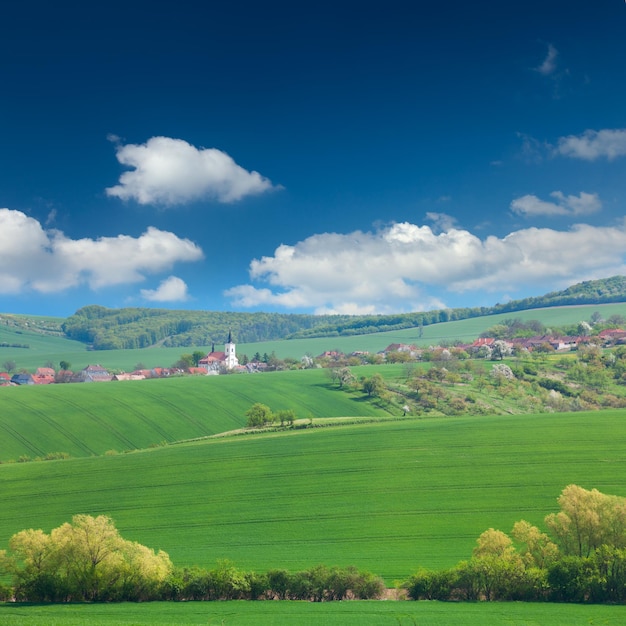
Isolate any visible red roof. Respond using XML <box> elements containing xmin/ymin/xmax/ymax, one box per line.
<box><xmin>199</xmin><ymin>352</ymin><xmax>226</xmax><ymax>364</ymax></box>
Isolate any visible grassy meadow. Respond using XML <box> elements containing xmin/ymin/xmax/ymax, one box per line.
<box><xmin>2</xmin><ymin>411</ymin><xmax>626</xmax><ymax>583</ymax></box>
<box><xmin>0</xmin><ymin>369</ymin><xmax>388</xmax><ymax>461</ymax></box>
<box><xmin>3</xmin><ymin>303</ymin><xmax>626</xmax><ymax>623</ymax></box>
<box><xmin>2</xmin><ymin>600</ymin><xmax>625</xmax><ymax>625</ymax></box>
<box><xmin>4</xmin><ymin>302</ymin><xmax>626</xmax><ymax>371</ymax></box>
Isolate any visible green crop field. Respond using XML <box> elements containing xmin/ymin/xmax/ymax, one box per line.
<box><xmin>0</xmin><ymin>370</ymin><xmax>388</xmax><ymax>461</ymax></box>
<box><xmin>4</xmin><ymin>302</ymin><xmax>626</xmax><ymax>370</ymax></box>
<box><xmin>2</xmin><ymin>411</ymin><xmax>625</xmax><ymax>584</ymax></box>
<box><xmin>1</xmin><ymin>599</ymin><xmax>625</xmax><ymax>625</ymax></box>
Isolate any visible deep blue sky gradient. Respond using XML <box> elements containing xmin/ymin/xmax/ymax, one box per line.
<box><xmin>1</xmin><ymin>1</ymin><xmax>625</xmax><ymax>315</ymax></box>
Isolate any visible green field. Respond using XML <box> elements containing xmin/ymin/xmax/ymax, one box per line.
<box><xmin>0</xmin><ymin>369</ymin><xmax>388</xmax><ymax>461</ymax></box>
<box><xmin>4</xmin><ymin>302</ymin><xmax>626</xmax><ymax>370</ymax></box>
<box><xmin>2</xmin><ymin>411</ymin><xmax>625</xmax><ymax>583</ymax></box>
<box><xmin>1</xmin><ymin>600</ymin><xmax>625</xmax><ymax>625</ymax></box>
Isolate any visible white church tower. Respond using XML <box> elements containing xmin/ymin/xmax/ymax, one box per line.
<box><xmin>224</xmin><ymin>329</ymin><xmax>239</xmax><ymax>369</ymax></box>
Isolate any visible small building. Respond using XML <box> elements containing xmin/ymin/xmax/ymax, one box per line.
<box><xmin>33</xmin><ymin>367</ymin><xmax>56</xmax><ymax>384</ymax></box>
<box><xmin>198</xmin><ymin>331</ymin><xmax>239</xmax><ymax>372</ymax></box>
<box><xmin>11</xmin><ymin>372</ymin><xmax>34</xmax><ymax>385</ymax></box>
<box><xmin>71</xmin><ymin>364</ymin><xmax>112</xmax><ymax>383</ymax></box>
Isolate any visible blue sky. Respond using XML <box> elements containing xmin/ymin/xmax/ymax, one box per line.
<box><xmin>1</xmin><ymin>0</ymin><xmax>626</xmax><ymax>317</ymax></box>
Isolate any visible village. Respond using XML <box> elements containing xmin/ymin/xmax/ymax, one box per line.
<box><xmin>2</xmin><ymin>327</ymin><xmax>626</xmax><ymax>387</ymax></box>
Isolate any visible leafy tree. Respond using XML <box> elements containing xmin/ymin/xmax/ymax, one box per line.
<box><xmin>362</xmin><ymin>373</ymin><xmax>385</xmax><ymax>397</ymax></box>
<box><xmin>545</xmin><ymin>484</ymin><xmax>626</xmax><ymax>558</ymax></box>
<box><xmin>4</xmin><ymin>515</ymin><xmax>171</xmax><ymax>602</ymax></box>
<box><xmin>173</xmin><ymin>354</ymin><xmax>194</xmax><ymax>371</ymax></box>
<box><xmin>192</xmin><ymin>351</ymin><xmax>205</xmax><ymax>366</ymax></box>
<box><xmin>491</xmin><ymin>340</ymin><xmax>511</xmax><ymax>361</ymax></box>
<box><xmin>511</xmin><ymin>520</ymin><xmax>559</xmax><ymax>569</ymax></box>
<box><xmin>2</xmin><ymin>359</ymin><xmax>17</xmax><ymax>373</ymax></box>
<box><xmin>590</xmin><ymin>311</ymin><xmax>603</xmax><ymax>325</ymax></box>
<box><xmin>245</xmin><ymin>403</ymin><xmax>273</xmax><ymax>428</ymax></box>
<box><xmin>275</xmin><ymin>409</ymin><xmax>296</xmax><ymax>427</ymax></box>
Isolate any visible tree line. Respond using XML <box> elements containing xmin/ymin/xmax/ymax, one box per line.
<box><xmin>405</xmin><ymin>484</ymin><xmax>626</xmax><ymax>603</ymax></box>
<box><xmin>58</xmin><ymin>276</ymin><xmax>626</xmax><ymax>350</ymax></box>
<box><xmin>3</xmin><ymin>486</ymin><xmax>626</xmax><ymax>604</ymax></box>
<box><xmin>0</xmin><ymin>515</ymin><xmax>383</xmax><ymax>602</ymax></box>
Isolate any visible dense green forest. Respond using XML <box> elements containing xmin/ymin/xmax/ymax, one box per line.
<box><xmin>57</xmin><ymin>276</ymin><xmax>626</xmax><ymax>350</ymax></box>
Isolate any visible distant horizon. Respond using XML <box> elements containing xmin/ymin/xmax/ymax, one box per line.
<box><xmin>3</xmin><ymin>273</ymin><xmax>626</xmax><ymax>320</ymax></box>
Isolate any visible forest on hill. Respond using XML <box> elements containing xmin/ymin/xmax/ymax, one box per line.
<box><xmin>57</xmin><ymin>276</ymin><xmax>626</xmax><ymax>350</ymax></box>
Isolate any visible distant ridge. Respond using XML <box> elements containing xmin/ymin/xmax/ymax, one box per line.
<box><xmin>53</xmin><ymin>275</ymin><xmax>626</xmax><ymax>350</ymax></box>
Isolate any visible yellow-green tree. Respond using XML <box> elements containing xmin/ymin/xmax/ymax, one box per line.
<box><xmin>3</xmin><ymin>514</ymin><xmax>172</xmax><ymax>602</ymax></box>
<box><xmin>545</xmin><ymin>484</ymin><xmax>626</xmax><ymax>557</ymax></box>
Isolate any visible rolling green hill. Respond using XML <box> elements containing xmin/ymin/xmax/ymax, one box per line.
<box><xmin>4</xmin><ymin>301</ymin><xmax>626</xmax><ymax>371</ymax></box>
<box><xmin>1</xmin><ymin>410</ymin><xmax>625</xmax><ymax>583</ymax></box>
<box><xmin>24</xmin><ymin>275</ymin><xmax>626</xmax><ymax>351</ymax></box>
<box><xmin>0</xmin><ymin>370</ymin><xmax>387</xmax><ymax>462</ymax></box>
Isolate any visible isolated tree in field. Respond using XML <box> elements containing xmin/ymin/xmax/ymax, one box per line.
<box><xmin>2</xmin><ymin>359</ymin><xmax>16</xmax><ymax>373</ymax></box>
<box><xmin>329</xmin><ymin>366</ymin><xmax>355</xmax><ymax>388</ymax></box>
<box><xmin>362</xmin><ymin>373</ymin><xmax>385</xmax><ymax>397</ymax></box>
<box><xmin>246</xmin><ymin>403</ymin><xmax>273</xmax><ymax>428</ymax></box>
<box><xmin>590</xmin><ymin>311</ymin><xmax>603</xmax><ymax>325</ymax></box>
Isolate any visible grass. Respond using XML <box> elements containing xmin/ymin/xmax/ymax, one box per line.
<box><xmin>2</xmin><ymin>411</ymin><xmax>626</xmax><ymax>583</ymax></box>
<box><xmin>4</xmin><ymin>302</ymin><xmax>626</xmax><ymax>370</ymax></box>
<box><xmin>0</xmin><ymin>370</ymin><xmax>388</xmax><ymax>461</ymax></box>
<box><xmin>1</xmin><ymin>600</ymin><xmax>625</xmax><ymax>625</ymax></box>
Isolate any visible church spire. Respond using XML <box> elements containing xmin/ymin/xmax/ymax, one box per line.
<box><xmin>227</xmin><ymin>329</ymin><xmax>232</xmax><ymax>344</ymax></box>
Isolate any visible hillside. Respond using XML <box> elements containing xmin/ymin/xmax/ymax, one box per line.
<box><xmin>0</xmin><ymin>370</ymin><xmax>387</xmax><ymax>462</ymax></box>
<box><xmin>58</xmin><ymin>276</ymin><xmax>626</xmax><ymax>350</ymax></box>
<box><xmin>5</xmin><ymin>301</ymin><xmax>626</xmax><ymax>371</ymax></box>
<box><xmin>1</xmin><ymin>411</ymin><xmax>625</xmax><ymax>582</ymax></box>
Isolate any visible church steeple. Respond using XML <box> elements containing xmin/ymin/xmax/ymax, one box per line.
<box><xmin>224</xmin><ymin>329</ymin><xmax>238</xmax><ymax>369</ymax></box>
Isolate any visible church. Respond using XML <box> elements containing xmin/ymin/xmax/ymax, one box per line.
<box><xmin>198</xmin><ymin>330</ymin><xmax>239</xmax><ymax>372</ymax></box>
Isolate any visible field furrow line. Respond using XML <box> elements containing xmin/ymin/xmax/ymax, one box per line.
<box><xmin>136</xmin><ymin>390</ymin><xmax>215</xmax><ymax>435</ymax></box>
<box><xmin>7</xmin><ymin>397</ymin><xmax>97</xmax><ymax>456</ymax></box>
<box><xmin>60</xmin><ymin>397</ymin><xmax>138</xmax><ymax>450</ymax></box>
<box><xmin>0</xmin><ymin>420</ymin><xmax>47</xmax><ymax>457</ymax></box>
<box><xmin>107</xmin><ymin>396</ymin><xmax>174</xmax><ymax>442</ymax></box>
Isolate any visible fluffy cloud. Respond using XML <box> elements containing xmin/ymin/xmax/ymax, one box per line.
<box><xmin>534</xmin><ymin>43</ymin><xmax>558</xmax><ymax>76</ymax></box>
<box><xmin>555</xmin><ymin>128</ymin><xmax>626</xmax><ymax>161</ymax></box>
<box><xmin>425</xmin><ymin>212</ymin><xmax>459</xmax><ymax>232</ymax></box>
<box><xmin>225</xmin><ymin>221</ymin><xmax>626</xmax><ymax>314</ymax></box>
<box><xmin>0</xmin><ymin>208</ymin><xmax>203</xmax><ymax>294</ymax></box>
<box><xmin>106</xmin><ymin>136</ymin><xmax>280</xmax><ymax>205</ymax></box>
<box><xmin>510</xmin><ymin>191</ymin><xmax>601</xmax><ymax>217</ymax></box>
<box><xmin>140</xmin><ymin>276</ymin><xmax>190</xmax><ymax>302</ymax></box>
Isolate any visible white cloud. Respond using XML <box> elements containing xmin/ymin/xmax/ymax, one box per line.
<box><xmin>534</xmin><ymin>43</ymin><xmax>558</xmax><ymax>76</ymax></box>
<box><xmin>555</xmin><ymin>128</ymin><xmax>626</xmax><ymax>161</ymax></box>
<box><xmin>106</xmin><ymin>136</ymin><xmax>280</xmax><ymax>205</ymax></box>
<box><xmin>425</xmin><ymin>212</ymin><xmax>459</xmax><ymax>232</ymax></box>
<box><xmin>510</xmin><ymin>191</ymin><xmax>602</xmax><ymax>217</ymax></box>
<box><xmin>225</xmin><ymin>220</ymin><xmax>626</xmax><ymax>314</ymax></box>
<box><xmin>0</xmin><ymin>208</ymin><xmax>203</xmax><ymax>294</ymax></box>
<box><xmin>140</xmin><ymin>276</ymin><xmax>190</xmax><ymax>302</ymax></box>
